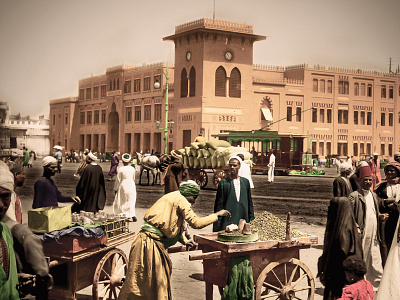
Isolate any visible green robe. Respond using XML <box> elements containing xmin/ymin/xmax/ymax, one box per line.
<box><xmin>213</xmin><ymin>177</ymin><xmax>255</xmax><ymax>232</ymax></box>
<box><xmin>23</xmin><ymin>149</ymin><xmax>30</xmax><ymax>166</ymax></box>
<box><xmin>0</xmin><ymin>222</ymin><xmax>19</xmax><ymax>299</ymax></box>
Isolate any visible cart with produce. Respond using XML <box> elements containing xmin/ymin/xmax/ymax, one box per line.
<box><xmin>180</xmin><ymin>140</ymin><xmax>253</xmax><ymax>189</ymax></box>
<box><xmin>28</xmin><ymin>207</ymin><xmax>135</xmax><ymax>300</ymax></box>
<box><xmin>169</xmin><ymin>212</ymin><xmax>318</xmax><ymax>300</ymax></box>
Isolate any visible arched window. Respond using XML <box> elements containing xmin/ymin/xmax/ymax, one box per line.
<box><xmin>215</xmin><ymin>66</ymin><xmax>226</xmax><ymax>97</ymax></box>
<box><xmin>109</xmin><ymin>80</ymin><xmax>112</xmax><ymax>90</ymax></box>
<box><xmin>117</xmin><ymin>78</ymin><xmax>120</xmax><ymax>90</ymax></box>
<box><xmin>181</xmin><ymin>68</ymin><xmax>188</xmax><ymax>98</ymax></box>
<box><xmin>229</xmin><ymin>68</ymin><xmax>241</xmax><ymax>98</ymax></box>
<box><xmin>189</xmin><ymin>67</ymin><xmax>196</xmax><ymax>97</ymax></box>
<box><xmin>113</xmin><ymin>79</ymin><xmax>116</xmax><ymax>91</ymax></box>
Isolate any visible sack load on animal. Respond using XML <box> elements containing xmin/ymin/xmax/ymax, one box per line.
<box><xmin>206</xmin><ymin>140</ymin><xmax>231</xmax><ymax>149</ymax></box>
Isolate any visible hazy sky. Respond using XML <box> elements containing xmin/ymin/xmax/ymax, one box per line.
<box><xmin>1</xmin><ymin>0</ymin><xmax>399</xmax><ymax>117</ymax></box>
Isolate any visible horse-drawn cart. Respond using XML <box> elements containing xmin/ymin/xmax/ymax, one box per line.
<box><xmin>189</xmin><ymin>232</ymin><xmax>318</xmax><ymax>300</ymax></box>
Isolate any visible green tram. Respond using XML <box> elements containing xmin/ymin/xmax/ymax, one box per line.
<box><xmin>211</xmin><ymin>130</ymin><xmax>308</xmax><ymax>174</ymax></box>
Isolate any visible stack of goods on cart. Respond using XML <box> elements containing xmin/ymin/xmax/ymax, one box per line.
<box><xmin>178</xmin><ymin>140</ymin><xmax>253</xmax><ymax>169</ymax></box>
<box><xmin>28</xmin><ymin>206</ymin><xmax>129</xmax><ymax>254</ymax></box>
<box><xmin>217</xmin><ymin>211</ymin><xmax>308</xmax><ymax>243</ymax></box>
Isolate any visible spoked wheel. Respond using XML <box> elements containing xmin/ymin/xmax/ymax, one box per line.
<box><xmin>195</xmin><ymin>169</ymin><xmax>208</xmax><ymax>189</ymax></box>
<box><xmin>255</xmin><ymin>258</ymin><xmax>315</xmax><ymax>300</ymax></box>
<box><xmin>213</xmin><ymin>170</ymin><xmax>226</xmax><ymax>189</ymax></box>
<box><xmin>92</xmin><ymin>248</ymin><xmax>128</xmax><ymax>300</ymax></box>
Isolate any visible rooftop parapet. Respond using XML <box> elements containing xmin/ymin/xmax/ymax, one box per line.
<box><xmin>253</xmin><ymin>76</ymin><xmax>304</xmax><ymax>85</ymax></box>
<box><xmin>175</xmin><ymin>18</ymin><xmax>253</xmax><ymax>34</ymax></box>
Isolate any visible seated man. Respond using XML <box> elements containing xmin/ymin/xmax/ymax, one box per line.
<box><xmin>33</xmin><ymin>156</ymin><xmax>80</xmax><ymax>209</ymax></box>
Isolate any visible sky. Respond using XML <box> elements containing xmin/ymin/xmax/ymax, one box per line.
<box><xmin>1</xmin><ymin>0</ymin><xmax>399</xmax><ymax>118</ymax></box>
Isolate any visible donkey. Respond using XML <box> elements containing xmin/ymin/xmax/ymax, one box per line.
<box><xmin>136</xmin><ymin>152</ymin><xmax>161</xmax><ymax>185</ymax></box>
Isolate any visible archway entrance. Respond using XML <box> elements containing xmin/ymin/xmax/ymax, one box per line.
<box><xmin>107</xmin><ymin>102</ymin><xmax>119</xmax><ymax>152</ymax></box>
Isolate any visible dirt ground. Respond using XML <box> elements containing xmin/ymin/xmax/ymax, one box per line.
<box><xmin>15</xmin><ymin>160</ymin><xmax>364</xmax><ymax>299</ymax></box>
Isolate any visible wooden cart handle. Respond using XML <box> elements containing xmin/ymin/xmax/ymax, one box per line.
<box><xmin>167</xmin><ymin>244</ymin><xmax>199</xmax><ymax>253</ymax></box>
<box><xmin>189</xmin><ymin>251</ymin><xmax>222</xmax><ymax>261</ymax></box>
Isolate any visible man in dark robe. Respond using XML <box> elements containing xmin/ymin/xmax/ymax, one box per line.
<box><xmin>317</xmin><ymin>197</ymin><xmax>363</xmax><ymax>300</ymax></box>
<box><xmin>213</xmin><ymin>155</ymin><xmax>254</xmax><ymax>232</ymax></box>
<box><xmin>75</xmin><ymin>152</ymin><xmax>106</xmax><ymax>213</ymax></box>
<box><xmin>333</xmin><ymin>162</ymin><xmax>352</xmax><ymax>197</ymax></box>
<box><xmin>33</xmin><ymin>156</ymin><xmax>80</xmax><ymax>209</ymax></box>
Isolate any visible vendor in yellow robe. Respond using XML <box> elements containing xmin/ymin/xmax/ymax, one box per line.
<box><xmin>118</xmin><ymin>180</ymin><xmax>231</xmax><ymax>300</ymax></box>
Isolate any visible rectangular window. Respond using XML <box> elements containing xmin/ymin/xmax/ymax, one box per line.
<box><xmin>312</xmin><ymin>141</ymin><xmax>317</xmax><ymax>154</ymax></box>
<box><xmin>101</xmin><ymin>85</ymin><xmax>106</xmax><ymax>97</ymax></box>
<box><xmin>87</xmin><ymin>111</ymin><xmax>92</xmax><ymax>125</ymax></box>
<box><xmin>354</xmin><ymin>111</ymin><xmax>358</xmax><ymax>125</ymax></box>
<box><xmin>338</xmin><ymin>81</ymin><xmax>349</xmax><ymax>94</ymax></box>
<box><xmin>389</xmin><ymin>113</ymin><xmax>393</xmax><ymax>126</ymax></box>
<box><xmin>86</xmin><ymin>88</ymin><xmax>91</xmax><ymax>100</ymax></box>
<box><xmin>381</xmin><ymin>144</ymin><xmax>385</xmax><ymax>156</ymax></box>
<box><xmin>367</xmin><ymin>112</ymin><xmax>372</xmax><ymax>125</ymax></box>
<box><xmin>80</xmin><ymin>112</ymin><xmax>85</xmax><ymax>124</ymax></box>
<box><xmin>65</xmin><ymin>113</ymin><xmax>68</xmax><ymax>125</ymax></box>
<box><xmin>125</xmin><ymin>107</ymin><xmax>132</xmax><ymax>122</ymax></box>
<box><xmin>94</xmin><ymin>110</ymin><xmax>99</xmax><ymax>124</ymax></box>
<box><xmin>296</xmin><ymin>107</ymin><xmax>301</xmax><ymax>122</ymax></box>
<box><xmin>320</xmin><ymin>80</ymin><xmax>325</xmax><ymax>93</ymax></box>
<box><xmin>360</xmin><ymin>111</ymin><xmax>365</xmax><ymax>125</ymax></box>
<box><xmin>154</xmin><ymin>75</ymin><xmax>161</xmax><ymax>89</ymax></box>
<box><xmin>124</xmin><ymin>80</ymin><xmax>131</xmax><ymax>93</ymax></box>
<box><xmin>313</xmin><ymin>79</ymin><xmax>318</xmax><ymax>92</ymax></box>
<box><xmin>52</xmin><ymin>114</ymin><xmax>55</xmax><ymax>125</ymax></box>
<box><xmin>320</xmin><ymin>109</ymin><xmax>325</xmax><ymax>123</ymax></box>
<box><xmin>319</xmin><ymin>142</ymin><xmax>324</xmax><ymax>156</ymax></box>
<box><xmin>381</xmin><ymin>85</ymin><xmax>386</xmax><ymax>98</ymax></box>
<box><xmin>360</xmin><ymin>143</ymin><xmax>365</xmax><ymax>155</ymax></box>
<box><xmin>101</xmin><ymin>110</ymin><xmax>106</xmax><ymax>123</ymax></box>
<box><xmin>144</xmin><ymin>105</ymin><xmax>151</xmax><ymax>121</ymax></box>
<box><xmin>367</xmin><ymin>84</ymin><xmax>372</xmax><ymax>97</ymax></box>
<box><xmin>389</xmin><ymin>144</ymin><xmax>393</xmax><ymax>157</ymax></box>
<box><xmin>135</xmin><ymin>106</ymin><xmax>141</xmax><ymax>121</ymax></box>
<box><xmin>155</xmin><ymin>104</ymin><xmax>162</xmax><ymax>121</ymax></box>
<box><xmin>389</xmin><ymin>86</ymin><xmax>393</xmax><ymax>99</ymax></box>
<box><xmin>144</xmin><ymin>77</ymin><xmax>151</xmax><ymax>91</ymax></box>
<box><xmin>327</xmin><ymin>109</ymin><xmax>332</xmax><ymax>123</ymax></box>
<box><xmin>381</xmin><ymin>113</ymin><xmax>385</xmax><ymax>126</ymax></box>
<box><xmin>366</xmin><ymin>143</ymin><xmax>371</xmax><ymax>155</ymax></box>
<box><xmin>93</xmin><ymin>86</ymin><xmax>99</xmax><ymax>99</ymax></box>
<box><xmin>338</xmin><ymin>109</ymin><xmax>348</xmax><ymax>124</ymax></box>
<box><xmin>354</xmin><ymin>83</ymin><xmax>359</xmax><ymax>96</ymax></box>
<box><xmin>353</xmin><ymin>143</ymin><xmax>358</xmax><ymax>156</ymax></box>
<box><xmin>327</xmin><ymin>80</ymin><xmax>332</xmax><ymax>93</ymax></box>
<box><xmin>312</xmin><ymin>108</ymin><xmax>317</xmax><ymax>123</ymax></box>
<box><xmin>134</xmin><ymin>79</ymin><xmax>141</xmax><ymax>92</ymax></box>
<box><xmin>79</xmin><ymin>88</ymin><xmax>84</xmax><ymax>100</ymax></box>
<box><xmin>360</xmin><ymin>83</ymin><xmax>366</xmax><ymax>96</ymax></box>
<box><xmin>287</xmin><ymin>107</ymin><xmax>293</xmax><ymax>121</ymax></box>
<box><xmin>326</xmin><ymin>142</ymin><xmax>331</xmax><ymax>156</ymax></box>
<box><xmin>337</xmin><ymin>142</ymin><xmax>348</xmax><ymax>156</ymax></box>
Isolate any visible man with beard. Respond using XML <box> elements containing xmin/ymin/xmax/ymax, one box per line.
<box><xmin>33</xmin><ymin>156</ymin><xmax>80</xmax><ymax>209</ymax></box>
<box><xmin>213</xmin><ymin>155</ymin><xmax>254</xmax><ymax>232</ymax></box>
<box><xmin>74</xmin><ymin>152</ymin><xmax>106</xmax><ymax>213</ymax></box>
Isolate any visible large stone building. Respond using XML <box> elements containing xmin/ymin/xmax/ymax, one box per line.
<box><xmin>49</xmin><ymin>18</ymin><xmax>399</xmax><ymax>159</ymax></box>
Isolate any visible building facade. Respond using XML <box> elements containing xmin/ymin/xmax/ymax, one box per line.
<box><xmin>49</xmin><ymin>18</ymin><xmax>400</xmax><ymax>159</ymax></box>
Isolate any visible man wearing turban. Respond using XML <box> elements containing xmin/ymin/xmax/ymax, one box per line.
<box><xmin>0</xmin><ymin>161</ymin><xmax>21</xmax><ymax>298</ymax></box>
<box><xmin>349</xmin><ymin>165</ymin><xmax>388</xmax><ymax>292</ymax></box>
<box><xmin>33</xmin><ymin>156</ymin><xmax>80</xmax><ymax>209</ymax></box>
<box><xmin>333</xmin><ymin>162</ymin><xmax>353</xmax><ymax>197</ymax></box>
<box><xmin>118</xmin><ymin>180</ymin><xmax>230</xmax><ymax>300</ymax></box>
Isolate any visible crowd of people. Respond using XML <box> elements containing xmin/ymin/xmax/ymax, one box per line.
<box><xmin>1</xmin><ymin>145</ymin><xmax>400</xmax><ymax>299</ymax></box>
<box><xmin>318</xmin><ymin>151</ymin><xmax>400</xmax><ymax>299</ymax></box>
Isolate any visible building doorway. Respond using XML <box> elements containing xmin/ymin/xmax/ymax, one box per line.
<box><xmin>107</xmin><ymin>103</ymin><xmax>119</xmax><ymax>152</ymax></box>
<box><xmin>183</xmin><ymin>130</ymin><xmax>191</xmax><ymax>148</ymax></box>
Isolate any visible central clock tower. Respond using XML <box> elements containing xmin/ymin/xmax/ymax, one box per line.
<box><xmin>164</xmin><ymin>19</ymin><xmax>266</xmax><ymax>148</ymax></box>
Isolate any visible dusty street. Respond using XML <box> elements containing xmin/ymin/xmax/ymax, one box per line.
<box><xmin>16</xmin><ymin>160</ymin><xmax>347</xmax><ymax>299</ymax></box>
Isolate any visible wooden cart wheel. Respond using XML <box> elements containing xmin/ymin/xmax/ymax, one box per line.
<box><xmin>195</xmin><ymin>169</ymin><xmax>208</xmax><ymax>189</ymax></box>
<box><xmin>213</xmin><ymin>170</ymin><xmax>226</xmax><ymax>189</ymax></box>
<box><xmin>255</xmin><ymin>258</ymin><xmax>315</xmax><ymax>300</ymax></box>
<box><xmin>92</xmin><ymin>248</ymin><xmax>128</xmax><ymax>300</ymax></box>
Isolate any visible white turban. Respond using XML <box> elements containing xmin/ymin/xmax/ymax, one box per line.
<box><xmin>0</xmin><ymin>161</ymin><xmax>14</xmax><ymax>191</ymax></box>
<box><xmin>121</xmin><ymin>153</ymin><xmax>131</xmax><ymax>163</ymax></box>
<box><xmin>88</xmin><ymin>152</ymin><xmax>97</xmax><ymax>161</ymax></box>
<box><xmin>228</xmin><ymin>155</ymin><xmax>242</xmax><ymax>165</ymax></box>
<box><xmin>42</xmin><ymin>156</ymin><xmax>57</xmax><ymax>167</ymax></box>
<box><xmin>340</xmin><ymin>162</ymin><xmax>352</xmax><ymax>172</ymax></box>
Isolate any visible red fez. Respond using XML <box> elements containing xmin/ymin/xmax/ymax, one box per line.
<box><xmin>359</xmin><ymin>166</ymin><xmax>372</xmax><ymax>178</ymax></box>
<box><xmin>269</xmin><ymin>149</ymin><xmax>274</xmax><ymax>152</ymax></box>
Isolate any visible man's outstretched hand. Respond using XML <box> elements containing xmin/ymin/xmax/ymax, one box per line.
<box><xmin>216</xmin><ymin>210</ymin><xmax>231</xmax><ymax>219</ymax></box>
